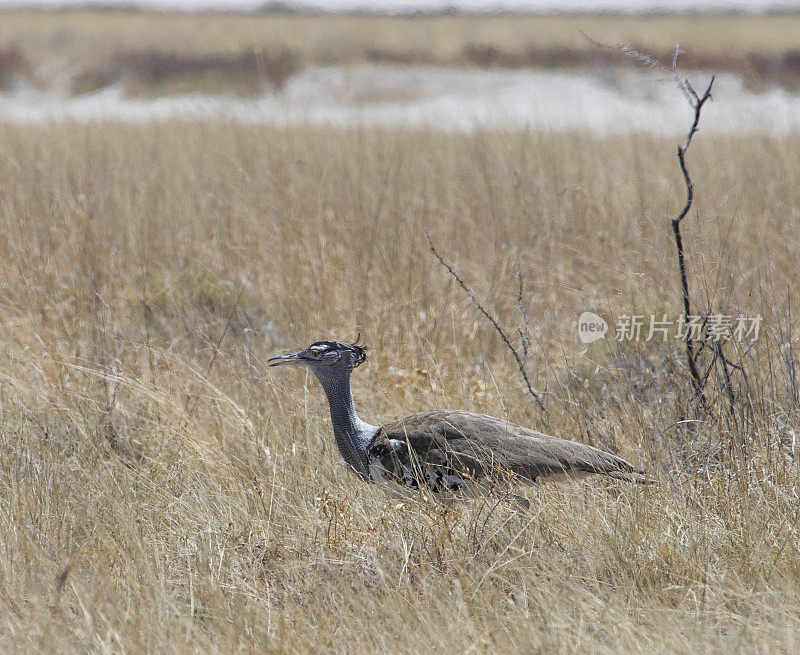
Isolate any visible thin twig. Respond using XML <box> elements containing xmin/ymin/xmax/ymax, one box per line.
<box><xmin>427</xmin><ymin>234</ymin><xmax>545</xmax><ymax>412</ymax></box>
<box><xmin>580</xmin><ymin>34</ymin><xmax>694</xmax><ymax>105</ymax></box>
<box><xmin>673</xmin><ymin>75</ymin><xmax>714</xmax><ymax>401</ymax></box>
<box><xmin>515</xmin><ymin>269</ymin><xmax>531</xmax><ymax>367</ymax></box>
<box><xmin>588</xmin><ymin>33</ymin><xmax>716</xmax><ymax>405</ymax></box>
<box><xmin>715</xmin><ymin>341</ymin><xmax>737</xmax><ymax>424</ymax></box>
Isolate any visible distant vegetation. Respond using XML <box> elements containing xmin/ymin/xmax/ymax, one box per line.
<box><xmin>0</xmin><ymin>47</ymin><xmax>25</xmax><ymax>90</ymax></box>
<box><xmin>71</xmin><ymin>48</ymin><xmax>301</xmax><ymax>95</ymax></box>
<box><xmin>0</xmin><ymin>9</ymin><xmax>799</xmax><ymax>96</ymax></box>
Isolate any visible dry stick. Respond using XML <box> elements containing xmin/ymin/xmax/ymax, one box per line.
<box><xmin>595</xmin><ymin>36</ymin><xmax>716</xmax><ymax>405</ymax></box>
<box><xmin>715</xmin><ymin>341</ymin><xmax>737</xmax><ymax>422</ymax></box>
<box><xmin>515</xmin><ymin>269</ymin><xmax>531</xmax><ymax>368</ymax></box>
<box><xmin>427</xmin><ymin>236</ymin><xmax>546</xmax><ymax>412</ymax></box>
<box><xmin>674</xmin><ymin>75</ymin><xmax>714</xmax><ymax>403</ymax></box>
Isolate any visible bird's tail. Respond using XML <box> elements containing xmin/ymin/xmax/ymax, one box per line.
<box><xmin>606</xmin><ymin>469</ymin><xmax>658</xmax><ymax>485</ymax></box>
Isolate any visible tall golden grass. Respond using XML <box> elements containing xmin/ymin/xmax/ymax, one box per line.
<box><xmin>1</xmin><ymin>121</ymin><xmax>799</xmax><ymax>652</ymax></box>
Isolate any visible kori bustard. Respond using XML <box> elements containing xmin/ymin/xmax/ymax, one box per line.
<box><xmin>269</xmin><ymin>340</ymin><xmax>655</xmax><ymax>499</ymax></box>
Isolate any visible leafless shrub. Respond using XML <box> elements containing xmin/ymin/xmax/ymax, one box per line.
<box><xmin>584</xmin><ymin>39</ymin><xmax>800</xmax><ymax>470</ymax></box>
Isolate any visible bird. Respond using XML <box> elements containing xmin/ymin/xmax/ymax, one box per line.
<box><xmin>269</xmin><ymin>339</ymin><xmax>656</xmax><ymax>502</ymax></box>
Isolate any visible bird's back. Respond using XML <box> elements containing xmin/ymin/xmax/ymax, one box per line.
<box><xmin>368</xmin><ymin>409</ymin><xmax>654</xmax><ymax>490</ymax></box>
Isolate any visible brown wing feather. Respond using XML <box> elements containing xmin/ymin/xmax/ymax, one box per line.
<box><xmin>371</xmin><ymin>410</ymin><xmax>655</xmax><ymax>484</ymax></box>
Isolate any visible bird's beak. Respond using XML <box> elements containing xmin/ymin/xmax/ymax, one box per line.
<box><xmin>268</xmin><ymin>350</ymin><xmax>305</xmax><ymax>367</ymax></box>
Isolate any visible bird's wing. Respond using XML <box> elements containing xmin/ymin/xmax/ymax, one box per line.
<box><xmin>371</xmin><ymin>409</ymin><xmax>654</xmax><ymax>484</ymax></box>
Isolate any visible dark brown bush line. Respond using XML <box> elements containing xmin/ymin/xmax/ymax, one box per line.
<box><xmin>462</xmin><ymin>43</ymin><xmax>619</xmax><ymax>68</ymax></box>
<box><xmin>71</xmin><ymin>49</ymin><xmax>301</xmax><ymax>96</ymax></box>
<box><xmin>120</xmin><ymin>49</ymin><xmax>300</xmax><ymax>88</ymax></box>
<box><xmin>462</xmin><ymin>42</ymin><xmax>800</xmax><ymax>91</ymax></box>
<box><xmin>20</xmin><ymin>41</ymin><xmax>800</xmax><ymax>97</ymax></box>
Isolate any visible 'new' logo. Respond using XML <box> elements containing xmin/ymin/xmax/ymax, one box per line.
<box><xmin>577</xmin><ymin>312</ymin><xmax>608</xmax><ymax>344</ymax></box>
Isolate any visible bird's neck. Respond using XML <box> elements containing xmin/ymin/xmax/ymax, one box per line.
<box><xmin>317</xmin><ymin>374</ymin><xmax>375</xmax><ymax>480</ymax></box>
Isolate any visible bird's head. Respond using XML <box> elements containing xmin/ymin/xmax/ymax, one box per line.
<box><xmin>268</xmin><ymin>339</ymin><xmax>367</xmax><ymax>381</ymax></box>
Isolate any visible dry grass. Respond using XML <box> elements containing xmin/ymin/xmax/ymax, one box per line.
<box><xmin>2</xmin><ymin>9</ymin><xmax>800</xmax><ymax>95</ymax></box>
<box><xmin>0</xmin><ymin>121</ymin><xmax>799</xmax><ymax>652</ymax></box>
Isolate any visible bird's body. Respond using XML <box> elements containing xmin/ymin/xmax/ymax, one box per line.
<box><xmin>269</xmin><ymin>340</ymin><xmax>655</xmax><ymax>500</ymax></box>
<box><xmin>371</xmin><ymin>409</ymin><xmax>653</xmax><ymax>489</ymax></box>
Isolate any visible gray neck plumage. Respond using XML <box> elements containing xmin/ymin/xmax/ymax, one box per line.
<box><xmin>316</xmin><ymin>374</ymin><xmax>376</xmax><ymax>481</ymax></box>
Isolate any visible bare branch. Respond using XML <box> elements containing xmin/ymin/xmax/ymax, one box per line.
<box><xmin>672</xmin><ymin>75</ymin><xmax>714</xmax><ymax>400</ymax></box>
<box><xmin>515</xmin><ymin>268</ymin><xmax>531</xmax><ymax>367</ymax></box>
<box><xmin>427</xmin><ymin>234</ymin><xmax>546</xmax><ymax>412</ymax></box>
<box><xmin>586</xmin><ymin>34</ymin><xmax>716</xmax><ymax>406</ymax></box>
<box><xmin>580</xmin><ymin>32</ymin><xmax>699</xmax><ymax>107</ymax></box>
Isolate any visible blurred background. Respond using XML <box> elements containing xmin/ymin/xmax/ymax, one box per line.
<box><xmin>1</xmin><ymin>0</ymin><xmax>799</xmax><ymax>132</ymax></box>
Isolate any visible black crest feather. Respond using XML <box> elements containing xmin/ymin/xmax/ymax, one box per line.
<box><xmin>349</xmin><ymin>336</ymin><xmax>367</xmax><ymax>367</ymax></box>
